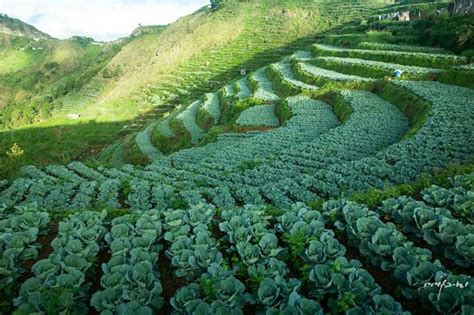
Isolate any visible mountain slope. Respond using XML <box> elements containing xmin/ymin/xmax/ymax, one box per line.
<box><xmin>2</xmin><ymin>0</ymin><xmax>468</xmax><ymax>177</ymax></box>
<box><xmin>120</xmin><ymin>3</ymin><xmax>474</xmax><ymax>163</ymax></box>
<box><xmin>0</xmin><ymin>0</ymin><xmax>391</xmax><ymax>177</ymax></box>
<box><xmin>0</xmin><ymin>13</ymin><xmax>51</xmax><ymax>40</ymax></box>
<box><xmin>0</xmin><ymin>35</ymin><xmax>125</xmax><ymax>129</ymax></box>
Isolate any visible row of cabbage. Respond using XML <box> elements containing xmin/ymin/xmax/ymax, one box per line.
<box><xmin>234</xmin><ymin>77</ymin><xmax>252</xmax><ymax>99</ymax></box>
<box><xmin>379</xmin><ymin>195</ymin><xmax>473</xmax><ymax>268</ymax></box>
<box><xmin>4</xmin><ymin>180</ymin><xmax>472</xmax><ymax>313</ymax></box>
<box><xmin>0</xmin><ymin>205</ymin><xmax>49</xmax><ymax>289</ymax></box>
<box><xmin>91</xmin><ymin>210</ymin><xmax>164</xmax><ymax>313</ymax></box>
<box><xmin>379</xmin><ymin>81</ymin><xmax>474</xmax><ymax>183</ymax></box>
<box><xmin>166</xmin><ymin>95</ymin><xmax>338</xmax><ymax>172</ymax></box>
<box><xmin>165</xmin><ymin>203</ymin><xmax>253</xmax><ymax>313</ymax></box>
<box><xmin>170</xmin><ymin>131</ymin><xmax>262</xmax><ymax>166</ymax></box>
<box><xmin>236</xmin><ymin>104</ymin><xmax>279</xmax><ymax>127</ymax></box>
<box><xmin>248</xmin><ymin>68</ymin><xmax>280</xmax><ymax>102</ymax></box>
<box><xmin>289</xmin><ymin>50</ymin><xmax>313</xmax><ymax>62</ymax></box>
<box><xmin>277</xmin><ymin>203</ymin><xmax>409</xmax><ymax>314</ymax></box>
<box><xmin>421</xmin><ymin>173</ymin><xmax>473</xmax><ymax>224</ymax></box>
<box><xmin>311</xmin><ymin>44</ymin><xmax>467</xmax><ymax>68</ymax></box>
<box><xmin>177</xmin><ymin>100</ymin><xmax>205</xmax><ymax>144</ymax></box>
<box><xmin>311</xmin><ymin>56</ymin><xmax>443</xmax><ymax>75</ymax></box>
<box><xmin>14</xmin><ymin>211</ymin><xmax>107</xmax><ymax>314</ymax></box>
<box><xmin>223</xmin><ymin>89</ymin><xmax>408</xmax><ymax>204</ymax></box>
<box><xmin>135</xmin><ymin>122</ymin><xmax>164</xmax><ymax>161</ymax></box>
<box><xmin>2</xmin><ymin>165</ymin><xmax>104</xmax><ymax>211</ymax></box>
<box><xmin>155</xmin><ymin>117</ymin><xmax>176</xmax><ymax>138</ymax></box>
<box><xmin>208</xmin><ymin>81</ymin><xmax>472</xmax><ymax>205</ymax></box>
<box><xmin>297</xmin><ymin>62</ymin><xmax>374</xmax><ymax>83</ymax></box>
<box><xmin>178</xmin><ymin>96</ymin><xmax>339</xmax><ymax>170</ymax></box>
<box><xmin>171</xmin><ymin>202</ymin><xmax>408</xmax><ymax>314</ymax></box>
<box><xmin>218</xmin><ymin>204</ymin><xmax>322</xmax><ymax>313</ymax></box>
<box><xmin>163</xmin><ymin>204</ymin><xmax>222</xmax><ymax>280</ymax></box>
<box><xmin>223</xmin><ymin>84</ymin><xmax>235</xmax><ymax>97</ymax></box>
<box><xmin>201</xmin><ymin>92</ymin><xmax>221</xmax><ymax>124</ymax></box>
<box><xmin>323</xmin><ymin>199</ymin><xmax>474</xmax><ymax>314</ymax></box>
<box><xmin>356</xmin><ymin>42</ymin><xmax>451</xmax><ymax>54</ymax></box>
<box><xmin>269</xmin><ymin>62</ymin><xmax>319</xmax><ymax>92</ymax></box>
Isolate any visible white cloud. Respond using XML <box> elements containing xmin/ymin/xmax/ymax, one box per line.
<box><xmin>0</xmin><ymin>0</ymin><xmax>210</xmax><ymax>41</ymax></box>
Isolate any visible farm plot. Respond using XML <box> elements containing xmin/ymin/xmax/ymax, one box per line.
<box><xmin>236</xmin><ymin>104</ymin><xmax>279</xmax><ymax>127</ymax></box>
<box><xmin>201</xmin><ymin>92</ymin><xmax>221</xmax><ymax>124</ymax></box>
<box><xmin>296</xmin><ymin>62</ymin><xmax>375</xmax><ymax>83</ymax></box>
<box><xmin>248</xmin><ymin>68</ymin><xmax>280</xmax><ymax>101</ymax></box>
<box><xmin>235</xmin><ymin>77</ymin><xmax>252</xmax><ymax>99</ymax></box>
<box><xmin>269</xmin><ymin>62</ymin><xmax>319</xmax><ymax>95</ymax></box>
<box><xmin>311</xmin><ymin>44</ymin><xmax>467</xmax><ymax>68</ymax></box>
<box><xmin>311</xmin><ymin>56</ymin><xmax>443</xmax><ymax>79</ymax></box>
<box><xmin>177</xmin><ymin>101</ymin><xmax>205</xmax><ymax>144</ymax></box>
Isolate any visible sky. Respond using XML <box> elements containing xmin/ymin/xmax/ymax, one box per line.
<box><xmin>0</xmin><ymin>0</ymin><xmax>210</xmax><ymax>41</ymax></box>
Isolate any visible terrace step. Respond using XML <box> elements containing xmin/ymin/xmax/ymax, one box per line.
<box><xmin>268</xmin><ymin>62</ymin><xmax>319</xmax><ymax>95</ymax></box>
<box><xmin>311</xmin><ymin>56</ymin><xmax>443</xmax><ymax>79</ymax></box>
<box><xmin>236</xmin><ymin>104</ymin><xmax>279</xmax><ymax>127</ymax></box>
<box><xmin>201</xmin><ymin>92</ymin><xmax>221</xmax><ymax>124</ymax></box>
<box><xmin>357</xmin><ymin>42</ymin><xmax>452</xmax><ymax>54</ymax></box>
<box><xmin>248</xmin><ymin>68</ymin><xmax>280</xmax><ymax>102</ymax></box>
<box><xmin>234</xmin><ymin>77</ymin><xmax>252</xmax><ymax>100</ymax></box>
<box><xmin>135</xmin><ymin>122</ymin><xmax>164</xmax><ymax>161</ymax></box>
<box><xmin>311</xmin><ymin>44</ymin><xmax>467</xmax><ymax>69</ymax></box>
<box><xmin>296</xmin><ymin>62</ymin><xmax>375</xmax><ymax>84</ymax></box>
<box><xmin>176</xmin><ymin>100</ymin><xmax>205</xmax><ymax>144</ymax></box>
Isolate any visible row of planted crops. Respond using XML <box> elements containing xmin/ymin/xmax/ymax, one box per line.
<box><xmin>1</xmin><ymin>79</ymin><xmax>473</xmax><ymax>314</ymax></box>
<box><xmin>4</xmin><ymin>80</ymin><xmax>473</xmax><ymax>214</ymax></box>
<box><xmin>2</xmin><ymin>171</ymin><xmax>472</xmax><ymax>314</ymax></box>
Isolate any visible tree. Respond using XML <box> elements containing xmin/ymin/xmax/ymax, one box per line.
<box><xmin>210</xmin><ymin>0</ymin><xmax>223</xmax><ymax>10</ymax></box>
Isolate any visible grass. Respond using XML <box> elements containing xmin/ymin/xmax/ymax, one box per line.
<box><xmin>266</xmin><ymin>65</ymin><xmax>306</xmax><ymax>97</ymax></box>
<box><xmin>0</xmin><ymin>118</ymin><xmax>124</xmax><ymax>179</ymax></box>
<box><xmin>0</xmin><ymin>37</ymin><xmax>124</xmax><ymax>130</ymax></box>
<box><xmin>274</xmin><ymin>99</ymin><xmax>293</xmax><ymax>125</ymax></box>
<box><xmin>122</xmin><ymin>135</ymin><xmax>150</xmax><ymax>165</ymax></box>
<box><xmin>438</xmin><ymin>69</ymin><xmax>474</xmax><ymax>89</ymax></box>
<box><xmin>150</xmin><ymin>119</ymin><xmax>192</xmax><ymax>155</ymax></box>
<box><xmin>0</xmin><ymin>49</ymin><xmax>38</xmax><ymax>74</ymax></box>
<box><xmin>196</xmin><ymin>107</ymin><xmax>216</xmax><ymax>131</ymax></box>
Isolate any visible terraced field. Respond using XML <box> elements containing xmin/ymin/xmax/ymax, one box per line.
<box><xmin>1</xmin><ymin>1</ymin><xmax>473</xmax><ymax>314</ymax></box>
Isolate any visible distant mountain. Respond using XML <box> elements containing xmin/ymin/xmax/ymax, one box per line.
<box><xmin>131</xmin><ymin>25</ymin><xmax>167</xmax><ymax>37</ymax></box>
<box><xmin>0</xmin><ymin>13</ymin><xmax>51</xmax><ymax>40</ymax></box>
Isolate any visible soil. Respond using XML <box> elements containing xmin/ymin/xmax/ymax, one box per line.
<box><xmin>23</xmin><ymin>221</ymin><xmax>58</xmax><ymax>272</ymax></box>
<box><xmin>88</xmin><ymin>248</ymin><xmax>112</xmax><ymax>315</ymax></box>
<box><xmin>157</xmin><ymin>248</ymin><xmax>187</xmax><ymax>314</ymax></box>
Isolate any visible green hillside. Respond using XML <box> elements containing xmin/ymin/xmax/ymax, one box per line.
<box><xmin>0</xmin><ymin>36</ymin><xmax>124</xmax><ymax>129</ymax></box>
<box><xmin>118</xmin><ymin>0</ymin><xmax>473</xmax><ymax>165</ymax></box>
<box><xmin>0</xmin><ymin>13</ymin><xmax>51</xmax><ymax>40</ymax></box>
<box><xmin>1</xmin><ymin>0</ymin><xmax>392</xmax><ymax>177</ymax></box>
<box><xmin>0</xmin><ymin>0</ymin><xmax>473</xmax><ymax>314</ymax></box>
